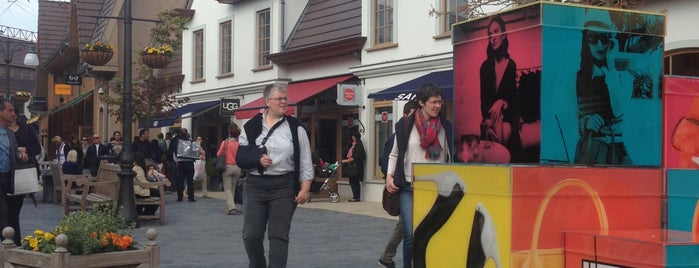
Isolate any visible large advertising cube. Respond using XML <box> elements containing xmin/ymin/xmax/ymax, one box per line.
<box><xmin>452</xmin><ymin>2</ymin><xmax>665</xmax><ymax>166</ymax></box>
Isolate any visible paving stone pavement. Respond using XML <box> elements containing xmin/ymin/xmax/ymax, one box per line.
<box><xmin>17</xmin><ymin>183</ymin><xmax>402</xmax><ymax>268</ymax></box>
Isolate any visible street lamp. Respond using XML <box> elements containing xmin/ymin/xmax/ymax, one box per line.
<box><xmin>1</xmin><ymin>38</ymin><xmax>40</xmax><ymax>99</ymax></box>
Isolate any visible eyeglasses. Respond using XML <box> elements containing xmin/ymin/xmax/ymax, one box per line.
<box><xmin>268</xmin><ymin>97</ymin><xmax>288</xmax><ymax>102</ymax></box>
<box><xmin>82</xmin><ymin>139</ymin><xmax>88</xmax><ymax>141</ymax></box>
<box><xmin>586</xmin><ymin>32</ymin><xmax>611</xmax><ymax>45</ymax></box>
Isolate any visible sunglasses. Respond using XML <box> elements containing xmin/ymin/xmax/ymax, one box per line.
<box><xmin>82</xmin><ymin>139</ymin><xmax>88</xmax><ymax>141</ymax></box>
<box><xmin>586</xmin><ymin>32</ymin><xmax>611</xmax><ymax>45</ymax></box>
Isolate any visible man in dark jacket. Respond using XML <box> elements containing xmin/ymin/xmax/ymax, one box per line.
<box><xmin>85</xmin><ymin>133</ymin><xmax>110</xmax><ymax>176</ymax></box>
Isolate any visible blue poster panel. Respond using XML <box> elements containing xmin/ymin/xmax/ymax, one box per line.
<box><xmin>453</xmin><ymin>4</ymin><xmax>542</xmax><ymax>164</ymax></box>
<box><xmin>667</xmin><ymin>169</ymin><xmax>699</xmax><ymax>232</ymax></box>
<box><xmin>539</xmin><ymin>4</ymin><xmax>665</xmax><ymax>166</ymax></box>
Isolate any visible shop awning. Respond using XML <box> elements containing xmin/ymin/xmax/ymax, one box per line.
<box><xmin>147</xmin><ymin>100</ymin><xmax>219</xmax><ymax>128</ymax></box>
<box><xmin>367</xmin><ymin>70</ymin><xmax>453</xmax><ymax>101</ymax></box>
<box><xmin>234</xmin><ymin>75</ymin><xmax>354</xmax><ymax>119</ymax></box>
<box><xmin>27</xmin><ymin>90</ymin><xmax>94</xmax><ymax>124</ymax></box>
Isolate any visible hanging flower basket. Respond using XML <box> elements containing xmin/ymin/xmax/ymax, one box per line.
<box><xmin>13</xmin><ymin>91</ymin><xmax>31</xmax><ymax>103</ymax></box>
<box><xmin>80</xmin><ymin>51</ymin><xmax>114</xmax><ymax>66</ymax></box>
<box><xmin>141</xmin><ymin>54</ymin><xmax>172</xmax><ymax>69</ymax></box>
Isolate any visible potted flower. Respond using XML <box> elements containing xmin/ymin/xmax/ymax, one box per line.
<box><xmin>141</xmin><ymin>44</ymin><xmax>174</xmax><ymax>69</ymax></box>
<box><xmin>1</xmin><ymin>204</ymin><xmax>160</xmax><ymax>267</ymax></box>
<box><xmin>13</xmin><ymin>91</ymin><xmax>32</xmax><ymax>103</ymax></box>
<box><xmin>80</xmin><ymin>41</ymin><xmax>115</xmax><ymax>66</ymax></box>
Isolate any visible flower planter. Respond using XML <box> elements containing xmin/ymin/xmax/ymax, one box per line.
<box><xmin>80</xmin><ymin>51</ymin><xmax>114</xmax><ymax>66</ymax></box>
<box><xmin>141</xmin><ymin>54</ymin><xmax>171</xmax><ymax>69</ymax></box>
<box><xmin>0</xmin><ymin>228</ymin><xmax>160</xmax><ymax>268</ymax></box>
<box><xmin>13</xmin><ymin>95</ymin><xmax>31</xmax><ymax>104</ymax></box>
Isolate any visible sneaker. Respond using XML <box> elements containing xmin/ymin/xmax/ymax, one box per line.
<box><xmin>378</xmin><ymin>259</ymin><xmax>395</xmax><ymax>268</ymax></box>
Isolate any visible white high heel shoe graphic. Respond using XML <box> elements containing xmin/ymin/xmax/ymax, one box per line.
<box><xmin>413</xmin><ymin>171</ymin><xmax>466</xmax><ymax>268</ymax></box>
<box><xmin>467</xmin><ymin>202</ymin><xmax>501</xmax><ymax>268</ymax></box>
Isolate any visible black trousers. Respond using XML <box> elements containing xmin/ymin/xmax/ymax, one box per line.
<box><xmin>0</xmin><ymin>172</ymin><xmax>24</xmax><ymax>246</ymax></box>
<box><xmin>175</xmin><ymin>161</ymin><xmax>195</xmax><ymax>200</ymax></box>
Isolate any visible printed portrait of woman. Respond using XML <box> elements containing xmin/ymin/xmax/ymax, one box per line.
<box><xmin>479</xmin><ymin>15</ymin><xmax>520</xmax><ymax>154</ymax></box>
<box><xmin>573</xmin><ymin>20</ymin><xmax>631</xmax><ymax>165</ymax></box>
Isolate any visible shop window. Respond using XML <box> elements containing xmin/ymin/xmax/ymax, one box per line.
<box><xmin>665</xmin><ymin>51</ymin><xmax>699</xmax><ymax>77</ymax></box>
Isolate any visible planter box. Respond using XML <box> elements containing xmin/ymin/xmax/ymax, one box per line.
<box><xmin>0</xmin><ymin>228</ymin><xmax>160</xmax><ymax>268</ymax></box>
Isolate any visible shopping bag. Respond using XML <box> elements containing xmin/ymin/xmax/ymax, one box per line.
<box><xmin>10</xmin><ymin>164</ymin><xmax>40</xmax><ymax>196</ymax></box>
<box><xmin>193</xmin><ymin>160</ymin><xmax>206</xmax><ymax>180</ymax></box>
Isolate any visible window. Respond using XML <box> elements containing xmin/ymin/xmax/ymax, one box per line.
<box><xmin>220</xmin><ymin>20</ymin><xmax>232</xmax><ymax>75</ymax></box>
<box><xmin>665</xmin><ymin>51</ymin><xmax>699</xmax><ymax>77</ymax></box>
<box><xmin>441</xmin><ymin>0</ymin><xmax>468</xmax><ymax>34</ymax></box>
<box><xmin>256</xmin><ymin>9</ymin><xmax>271</xmax><ymax>67</ymax></box>
<box><xmin>193</xmin><ymin>29</ymin><xmax>205</xmax><ymax>80</ymax></box>
<box><xmin>373</xmin><ymin>0</ymin><xmax>393</xmax><ymax>45</ymax></box>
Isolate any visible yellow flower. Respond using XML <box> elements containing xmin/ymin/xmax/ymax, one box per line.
<box><xmin>28</xmin><ymin>238</ymin><xmax>38</xmax><ymax>249</ymax></box>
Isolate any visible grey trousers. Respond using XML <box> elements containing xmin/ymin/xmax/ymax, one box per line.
<box><xmin>243</xmin><ymin>173</ymin><xmax>297</xmax><ymax>268</ymax></box>
<box><xmin>380</xmin><ymin>219</ymin><xmax>404</xmax><ymax>264</ymax></box>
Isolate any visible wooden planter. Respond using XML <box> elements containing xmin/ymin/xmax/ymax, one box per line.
<box><xmin>0</xmin><ymin>228</ymin><xmax>160</xmax><ymax>268</ymax></box>
<box><xmin>80</xmin><ymin>51</ymin><xmax>114</xmax><ymax>66</ymax></box>
<box><xmin>141</xmin><ymin>54</ymin><xmax>172</xmax><ymax>69</ymax></box>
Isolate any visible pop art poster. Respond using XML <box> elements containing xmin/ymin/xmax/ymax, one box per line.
<box><xmin>512</xmin><ymin>166</ymin><xmax>662</xmax><ymax>268</ymax></box>
<box><xmin>452</xmin><ymin>4</ymin><xmax>542</xmax><ymax>164</ymax></box>
<box><xmin>539</xmin><ymin>4</ymin><xmax>665</xmax><ymax>166</ymax></box>
<box><xmin>667</xmin><ymin>169</ymin><xmax>699</xmax><ymax>232</ymax></box>
<box><xmin>412</xmin><ymin>164</ymin><xmax>512</xmax><ymax>268</ymax></box>
<box><xmin>664</xmin><ymin>76</ymin><xmax>699</xmax><ymax>169</ymax></box>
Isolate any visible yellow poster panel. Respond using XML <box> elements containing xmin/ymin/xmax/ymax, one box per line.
<box><xmin>413</xmin><ymin>163</ymin><xmax>512</xmax><ymax>268</ymax></box>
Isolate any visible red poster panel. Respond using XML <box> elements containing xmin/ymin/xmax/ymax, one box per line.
<box><xmin>663</xmin><ymin>76</ymin><xmax>699</xmax><ymax>169</ymax></box>
<box><xmin>511</xmin><ymin>166</ymin><xmax>662</xmax><ymax>267</ymax></box>
<box><xmin>452</xmin><ymin>4</ymin><xmax>542</xmax><ymax>164</ymax></box>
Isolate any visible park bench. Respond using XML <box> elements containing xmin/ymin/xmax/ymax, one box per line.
<box><xmin>133</xmin><ymin>179</ymin><xmax>168</xmax><ymax>225</ymax></box>
<box><xmin>62</xmin><ymin>163</ymin><xmax>120</xmax><ymax>215</ymax></box>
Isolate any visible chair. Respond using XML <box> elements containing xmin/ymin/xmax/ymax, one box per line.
<box><xmin>62</xmin><ymin>163</ymin><xmax>120</xmax><ymax>215</ymax></box>
<box><xmin>50</xmin><ymin>163</ymin><xmax>69</xmax><ymax>204</ymax></box>
<box><xmin>133</xmin><ymin>180</ymin><xmax>168</xmax><ymax>224</ymax></box>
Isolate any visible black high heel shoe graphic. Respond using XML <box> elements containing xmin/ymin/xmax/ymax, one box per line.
<box><xmin>467</xmin><ymin>202</ymin><xmax>501</xmax><ymax>268</ymax></box>
<box><xmin>413</xmin><ymin>171</ymin><xmax>466</xmax><ymax>268</ymax></box>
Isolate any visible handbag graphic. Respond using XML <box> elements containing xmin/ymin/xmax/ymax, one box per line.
<box><xmin>512</xmin><ymin>179</ymin><xmax>609</xmax><ymax>268</ymax></box>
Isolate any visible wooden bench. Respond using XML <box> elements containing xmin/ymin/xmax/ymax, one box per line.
<box><xmin>62</xmin><ymin>163</ymin><xmax>120</xmax><ymax>215</ymax></box>
<box><xmin>134</xmin><ymin>180</ymin><xmax>168</xmax><ymax>225</ymax></box>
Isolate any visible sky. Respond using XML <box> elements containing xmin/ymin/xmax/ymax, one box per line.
<box><xmin>0</xmin><ymin>0</ymin><xmax>39</xmax><ymax>32</ymax></box>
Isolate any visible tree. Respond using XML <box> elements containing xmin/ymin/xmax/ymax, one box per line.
<box><xmin>100</xmin><ymin>9</ymin><xmax>189</xmax><ymax>126</ymax></box>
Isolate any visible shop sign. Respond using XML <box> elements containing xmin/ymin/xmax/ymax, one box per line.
<box><xmin>220</xmin><ymin>98</ymin><xmax>240</xmax><ymax>116</ymax></box>
<box><xmin>65</xmin><ymin>74</ymin><xmax>82</xmax><ymax>85</ymax></box>
<box><xmin>337</xmin><ymin>84</ymin><xmax>361</xmax><ymax>106</ymax></box>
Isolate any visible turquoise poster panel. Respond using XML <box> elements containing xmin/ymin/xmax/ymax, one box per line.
<box><xmin>667</xmin><ymin>169</ymin><xmax>699</xmax><ymax>232</ymax></box>
<box><xmin>539</xmin><ymin>4</ymin><xmax>664</xmax><ymax>166</ymax></box>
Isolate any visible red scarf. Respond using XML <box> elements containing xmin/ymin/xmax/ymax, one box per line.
<box><xmin>414</xmin><ymin>109</ymin><xmax>442</xmax><ymax>160</ymax></box>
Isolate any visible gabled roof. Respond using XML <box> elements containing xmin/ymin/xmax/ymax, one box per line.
<box><xmin>268</xmin><ymin>0</ymin><xmax>365</xmax><ymax>65</ymax></box>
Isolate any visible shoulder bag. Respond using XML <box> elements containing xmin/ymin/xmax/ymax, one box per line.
<box><xmin>10</xmin><ymin>163</ymin><xmax>40</xmax><ymax>196</ymax></box>
<box><xmin>210</xmin><ymin>139</ymin><xmax>228</xmax><ymax>173</ymax></box>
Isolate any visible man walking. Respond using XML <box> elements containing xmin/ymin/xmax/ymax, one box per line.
<box><xmin>0</xmin><ymin>98</ymin><xmax>30</xmax><ymax>245</ymax></box>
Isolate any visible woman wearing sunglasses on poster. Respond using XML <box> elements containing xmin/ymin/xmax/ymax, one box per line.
<box><xmin>574</xmin><ymin>20</ymin><xmax>631</xmax><ymax>165</ymax></box>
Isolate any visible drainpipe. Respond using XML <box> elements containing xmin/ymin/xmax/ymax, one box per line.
<box><xmin>280</xmin><ymin>0</ymin><xmax>285</xmax><ymax>50</ymax></box>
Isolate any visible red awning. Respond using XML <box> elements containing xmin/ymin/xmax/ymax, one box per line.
<box><xmin>234</xmin><ymin>75</ymin><xmax>353</xmax><ymax>119</ymax></box>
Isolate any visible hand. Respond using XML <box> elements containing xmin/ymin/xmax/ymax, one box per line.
<box><xmin>584</xmin><ymin>114</ymin><xmax>605</xmax><ymax>133</ymax></box>
<box><xmin>18</xmin><ymin>151</ymin><xmax>28</xmax><ymax>163</ymax></box>
<box><xmin>260</xmin><ymin>154</ymin><xmax>272</xmax><ymax>168</ymax></box>
<box><xmin>295</xmin><ymin>190</ymin><xmax>309</xmax><ymax>204</ymax></box>
<box><xmin>385</xmin><ymin>175</ymin><xmax>398</xmax><ymax>193</ymax></box>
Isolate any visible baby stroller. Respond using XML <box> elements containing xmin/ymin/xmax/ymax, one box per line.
<box><xmin>308</xmin><ymin>161</ymin><xmax>340</xmax><ymax>203</ymax></box>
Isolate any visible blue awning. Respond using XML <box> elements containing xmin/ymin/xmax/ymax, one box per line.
<box><xmin>148</xmin><ymin>100</ymin><xmax>219</xmax><ymax>128</ymax></box>
<box><xmin>367</xmin><ymin>70</ymin><xmax>453</xmax><ymax>101</ymax></box>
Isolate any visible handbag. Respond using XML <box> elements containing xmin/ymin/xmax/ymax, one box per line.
<box><xmin>10</xmin><ymin>163</ymin><xmax>40</xmax><ymax>196</ymax></box>
<box><xmin>343</xmin><ymin>162</ymin><xmax>358</xmax><ymax>177</ymax></box>
<box><xmin>382</xmin><ymin>188</ymin><xmax>400</xmax><ymax>216</ymax></box>
<box><xmin>211</xmin><ymin>139</ymin><xmax>228</xmax><ymax>173</ymax></box>
<box><xmin>511</xmin><ymin>179</ymin><xmax>608</xmax><ymax>268</ymax></box>
<box><xmin>236</xmin><ymin>119</ymin><xmax>285</xmax><ymax>171</ymax></box>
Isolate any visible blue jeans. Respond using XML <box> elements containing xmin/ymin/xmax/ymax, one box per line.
<box><xmin>398</xmin><ymin>186</ymin><xmax>413</xmax><ymax>268</ymax></box>
<box><xmin>243</xmin><ymin>173</ymin><xmax>297</xmax><ymax>268</ymax></box>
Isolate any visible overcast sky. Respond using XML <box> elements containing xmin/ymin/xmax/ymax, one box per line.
<box><xmin>0</xmin><ymin>0</ymin><xmax>39</xmax><ymax>32</ymax></box>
